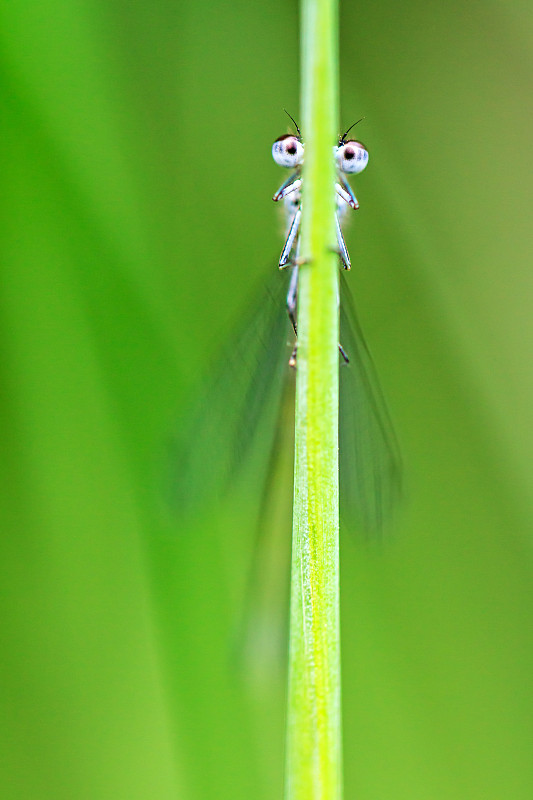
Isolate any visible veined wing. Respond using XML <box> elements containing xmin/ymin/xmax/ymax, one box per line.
<box><xmin>339</xmin><ymin>273</ymin><xmax>402</xmax><ymax>534</ymax></box>
<box><xmin>172</xmin><ymin>269</ymin><xmax>293</xmax><ymax>518</ymax></box>
<box><xmin>172</xmin><ymin>266</ymin><xmax>400</xmax><ymax>534</ymax></box>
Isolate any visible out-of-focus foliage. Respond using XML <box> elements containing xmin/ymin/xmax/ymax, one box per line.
<box><xmin>0</xmin><ymin>1</ymin><xmax>532</xmax><ymax>798</ymax></box>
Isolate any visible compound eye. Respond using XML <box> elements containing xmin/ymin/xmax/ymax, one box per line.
<box><xmin>272</xmin><ymin>134</ymin><xmax>304</xmax><ymax>168</ymax></box>
<box><xmin>335</xmin><ymin>139</ymin><xmax>368</xmax><ymax>174</ymax></box>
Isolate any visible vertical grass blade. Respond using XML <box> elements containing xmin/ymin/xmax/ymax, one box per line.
<box><xmin>285</xmin><ymin>0</ymin><xmax>341</xmax><ymax>798</ymax></box>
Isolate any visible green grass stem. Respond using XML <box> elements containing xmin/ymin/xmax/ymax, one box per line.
<box><xmin>284</xmin><ymin>0</ymin><xmax>341</xmax><ymax>798</ymax></box>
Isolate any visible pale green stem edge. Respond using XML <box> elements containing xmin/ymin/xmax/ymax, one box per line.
<box><xmin>284</xmin><ymin>0</ymin><xmax>341</xmax><ymax>798</ymax></box>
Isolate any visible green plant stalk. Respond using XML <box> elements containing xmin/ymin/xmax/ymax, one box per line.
<box><xmin>285</xmin><ymin>0</ymin><xmax>341</xmax><ymax>798</ymax></box>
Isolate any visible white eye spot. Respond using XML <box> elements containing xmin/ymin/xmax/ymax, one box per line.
<box><xmin>335</xmin><ymin>139</ymin><xmax>368</xmax><ymax>174</ymax></box>
<box><xmin>272</xmin><ymin>134</ymin><xmax>304</xmax><ymax>168</ymax></box>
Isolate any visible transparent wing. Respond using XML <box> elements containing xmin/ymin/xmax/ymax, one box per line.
<box><xmin>172</xmin><ymin>266</ymin><xmax>401</xmax><ymax>534</ymax></box>
<box><xmin>339</xmin><ymin>273</ymin><xmax>402</xmax><ymax>534</ymax></box>
<box><xmin>171</xmin><ymin>269</ymin><xmax>293</xmax><ymax>518</ymax></box>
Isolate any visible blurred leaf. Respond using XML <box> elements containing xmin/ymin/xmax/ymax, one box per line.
<box><xmin>0</xmin><ymin>0</ymin><xmax>532</xmax><ymax>798</ymax></box>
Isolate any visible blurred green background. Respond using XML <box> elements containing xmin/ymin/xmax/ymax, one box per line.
<box><xmin>1</xmin><ymin>0</ymin><xmax>532</xmax><ymax>798</ymax></box>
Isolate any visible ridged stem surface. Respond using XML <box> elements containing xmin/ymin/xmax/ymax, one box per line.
<box><xmin>285</xmin><ymin>0</ymin><xmax>341</xmax><ymax>797</ymax></box>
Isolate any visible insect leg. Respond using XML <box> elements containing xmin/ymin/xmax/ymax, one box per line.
<box><xmin>274</xmin><ymin>178</ymin><xmax>302</xmax><ymax>201</ymax></box>
<box><xmin>286</xmin><ymin>265</ymin><xmax>299</xmax><ymax>335</ymax></box>
<box><xmin>285</xmin><ymin>263</ymin><xmax>348</xmax><ymax>365</ymax></box>
<box><xmin>279</xmin><ymin>207</ymin><xmax>301</xmax><ymax>268</ymax></box>
<box><xmin>339</xmin><ymin>175</ymin><xmax>359</xmax><ymax>210</ymax></box>
<box><xmin>336</xmin><ymin>213</ymin><xmax>351</xmax><ymax>270</ymax></box>
<box><xmin>339</xmin><ymin>342</ymin><xmax>349</xmax><ymax>363</ymax></box>
<box><xmin>336</xmin><ymin>182</ymin><xmax>358</xmax><ymax>210</ymax></box>
<box><xmin>273</xmin><ymin>173</ymin><xmax>301</xmax><ymax>202</ymax></box>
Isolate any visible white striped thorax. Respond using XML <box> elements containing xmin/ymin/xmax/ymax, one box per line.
<box><xmin>272</xmin><ymin>116</ymin><xmax>368</xmax><ymax>271</ymax></box>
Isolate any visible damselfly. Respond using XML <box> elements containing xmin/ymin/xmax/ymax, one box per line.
<box><xmin>272</xmin><ymin>111</ymin><xmax>367</xmax><ymax>271</ymax></box>
<box><xmin>272</xmin><ymin>111</ymin><xmax>369</xmax><ymax>367</ymax></box>
<box><xmin>173</xmin><ymin>116</ymin><xmax>400</xmax><ymax>534</ymax></box>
